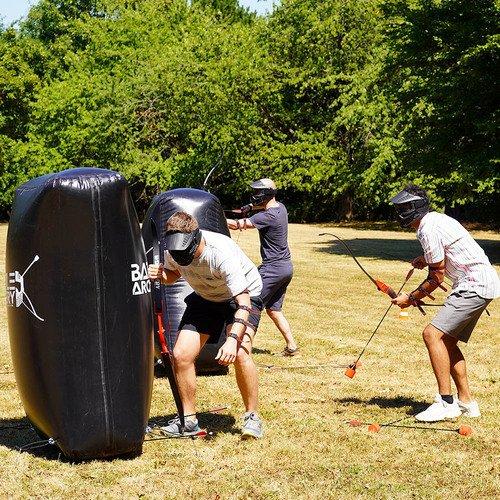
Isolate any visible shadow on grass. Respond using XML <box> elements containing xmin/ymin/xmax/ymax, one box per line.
<box><xmin>317</xmin><ymin>221</ymin><xmax>405</xmax><ymax>232</ymax></box>
<box><xmin>0</xmin><ymin>417</ymin><xmax>65</xmax><ymax>460</ymax></box>
<box><xmin>314</xmin><ymin>237</ymin><xmax>499</xmax><ymax>265</ymax></box>
<box><xmin>252</xmin><ymin>347</ymin><xmax>274</xmax><ymax>355</ymax></box>
<box><xmin>335</xmin><ymin>395</ymin><xmax>428</xmax><ymax>415</ymax></box>
<box><xmin>149</xmin><ymin>411</ymin><xmax>238</xmax><ymax>436</ymax></box>
<box><xmin>0</xmin><ymin>415</ymin><xmax>220</xmax><ymax>461</ymax></box>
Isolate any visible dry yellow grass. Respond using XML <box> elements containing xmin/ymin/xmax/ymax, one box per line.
<box><xmin>0</xmin><ymin>221</ymin><xmax>499</xmax><ymax>499</ymax></box>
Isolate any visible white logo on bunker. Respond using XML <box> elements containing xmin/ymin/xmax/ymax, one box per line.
<box><xmin>131</xmin><ymin>263</ymin><xmax>151</xmax><ymax>295</ymax></box>
<box><xmin>6</xmin><ymin>255</ymin><xmax>44</xmax><ymax>322</ymax></box>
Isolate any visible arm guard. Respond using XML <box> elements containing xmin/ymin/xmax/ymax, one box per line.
<box><xmin>237</xmin><ymin>304</ymin><xmax>257</xmax><ymax>313</ymax></box>
<box><xmin>229</xmin><ymin>303</ymin><xmax>253</xmax><ymax>338</ymax></box>
<box><xmin>236</xmin><ymin>219</ymin><xmax>247</xmax><ymax>230</ymax></box>
<box><xmin>232</xmin><ymin>317</ymin><xmax>253</xmax><ymax>329</ymax></box>
<box><xmin>409</xmin><ymin>263</ymin><xmax>447</xmax><ymax>301</ymax></box>
<box><xmin>228</xmin><ymin>317</ymin><xmax>254</xmax><ymax>340</ymax></box>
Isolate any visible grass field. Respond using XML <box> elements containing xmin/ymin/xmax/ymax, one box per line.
<box><xmin>1</xmin><ymin>222</ymin><xmax>499</xmax><ymax>499</ymax></box>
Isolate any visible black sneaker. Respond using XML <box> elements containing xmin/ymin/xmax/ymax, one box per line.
<box><xmin>281</xmin><ymin>347</ymin><xmax>299</xmax><ymax>357</ymax></box>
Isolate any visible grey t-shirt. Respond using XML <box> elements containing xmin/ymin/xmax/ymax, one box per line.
<box><xmin>249</xmin><ymin>202</ymin><xmax>291</xmax><ymax>264</ymax></box>
<box><xmin>164</xmin><ymin>230</ymin><xmax>262</xmax><ymax>302</ymax></box>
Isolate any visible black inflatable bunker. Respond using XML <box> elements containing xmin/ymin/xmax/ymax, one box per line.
<box><xmin>6</xmin><ymin>168</ymin><xmax>153</xmax><ymax>460</ymax></box>
<box><xmin>142</xmin><ymin>188</ymin><xmax>230</xmax><ymax>374</ymax></box>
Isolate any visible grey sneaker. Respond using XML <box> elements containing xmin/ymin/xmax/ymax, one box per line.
<box><xmin>160</xmin><ymin>416</ymin><xmax>201</xmax><ymax>437</ymax></box>
<box><xmin>241</xmin><ymin>412</ymin><xmax>263</xmax><ymax>439</ymax></box>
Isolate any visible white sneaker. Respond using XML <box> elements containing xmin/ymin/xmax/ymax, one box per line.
<box><xmin>415</xmin><ymin>394</ymin><xmax>462</xmax><ymax>422</ymax></box>
<box><xmin>458</xmin><ymin>399</ymin><xmax>481</xmax><ymax>418</ymax></box>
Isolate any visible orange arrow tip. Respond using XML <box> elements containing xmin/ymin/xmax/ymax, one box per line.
<box><xmin>458</xmin><ymin>425</ymin><xmax>472</xmax><ymax>436</ymax></box>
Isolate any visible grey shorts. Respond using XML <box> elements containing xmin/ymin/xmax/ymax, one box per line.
<box><xmin>431</xmin><ymin>290</ymin><xmax>492</xmax><ymax>343</ymax></box>
<box><xmin>259</xmin><ymin>261</ymin><xmax>293</xmax><ymax>311</ymax></box>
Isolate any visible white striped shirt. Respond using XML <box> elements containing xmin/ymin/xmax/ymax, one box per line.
<box><xmin>417</xmin><ymin>212</ymin><xmax>499</xmax><ymax>299</ymax></box>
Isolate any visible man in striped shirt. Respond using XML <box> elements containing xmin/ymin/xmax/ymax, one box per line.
<box><xmin>391</xmin><ymin>185</ymin><xmax>499</xmax><ymax>422</ymax></box>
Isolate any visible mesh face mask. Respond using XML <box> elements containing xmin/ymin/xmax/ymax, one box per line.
<box><xmin>164</xmin><ymin>228</ymin><xmax>202</xmax><ymax>266</ymax></box>
<box><xmin>250</xmin><ymin>187</ymin><xmax>277</xmax><ymax>206</ymax></box>
<box><xmin>390</xmin><ymin>190</ymin><xmax>430</xmax><ymax>227</ymax></box>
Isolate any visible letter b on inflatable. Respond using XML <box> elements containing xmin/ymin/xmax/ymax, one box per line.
<box><xmin>142</xmin><ymin>188</ymin><xmax>231</xmax><ymax>374</ymax></box>
<box><xmin>6</xmin><ymin>168</ymin><xmax>153</xmax><ymax>460</ymax></box>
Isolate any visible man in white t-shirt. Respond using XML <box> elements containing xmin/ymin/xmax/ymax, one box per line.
<box><xmin>148</xmin><ymin>211</ymin><xmax>264</xmax><ymax>439</ymax></box>
<box><xmin>391</xmin><ymin>185</ymin><xmax>499</xmax><ymax>422</ymax></box>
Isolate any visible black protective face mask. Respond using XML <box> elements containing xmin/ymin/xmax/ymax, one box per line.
<box><xmin>250</xmin><ymin>188</ymin><xmax>277</xmax><ymax>206</ymax></box>
<box><xmin>168</xmin><ymin>229</ymin><xmax>202</xmax><ymax>266</ymax></box>
<box><xmin>395</xmin><ymin>200</ymin><xmax>429</xmax><ymax>227</ymax></box>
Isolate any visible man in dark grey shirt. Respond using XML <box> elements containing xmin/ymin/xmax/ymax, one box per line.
<box><xmin>227</xmin><ymin>179</ymin><xmax>298</xmax><ymax>355</ymax></box>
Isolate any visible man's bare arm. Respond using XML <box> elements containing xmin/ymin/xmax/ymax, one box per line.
<box><xmin>229</xmin><ymin>290</ymin><xmax>252</xmax><ymax>339</ymax></box>
<box><xmin>148</xmin><ymin>264</ymin><xmax>181</xmax><ymax>285</ymax></box>
<box><xmin>226</xmin><ymin>218</ymin><xmax>256</xmax><ymax>231</ymax></box>
<box><xmin>215</xmin><ymin>290</ymin><xmax>252</xmax><ymax>365</ymax></box>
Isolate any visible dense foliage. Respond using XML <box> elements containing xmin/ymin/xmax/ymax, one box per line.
<box><xmin>0</xmin><ymin>0</ymin><xmax>498</xmax><ymax>221</ymax></box>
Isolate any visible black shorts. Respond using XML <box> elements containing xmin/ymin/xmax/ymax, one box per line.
<box><xmin>259</xmin><ymin>261</ymin><xmax>293</xmax><ymax>311</ymax></box>
<box><xmin>179</xmin><ymin>293</ymin><xmax>263</xmax><ymax>342</ymax></box>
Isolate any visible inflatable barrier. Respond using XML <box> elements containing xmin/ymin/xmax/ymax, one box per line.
<box><xmin>142</xmin><ymin>188</ymin><xmax>230</xmax><ymax>374</ymax></box>
<box><xmin>6</xmin><ymin>168</ymin><xmax>153</xmax><ymax>460</ymax></box>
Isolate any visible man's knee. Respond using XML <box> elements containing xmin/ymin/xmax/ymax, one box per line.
<box><xmin>235</xmin><ymin>340</ymin><xmax>253</xmax><ymax>365</ymax></box>
<box><xmin>172</xmin><ymin>345</ymin><xmax>197</xmax><ymax>366</ymax></box>
<box><xmin>422</xmin><ymin>324</ymin><xmax>443</xmax><ymax>345</ymax></box>
<box><xmin>266</xmin><ymin>308</ymin><xmax>280</xmax><ymax>319</ymax></box>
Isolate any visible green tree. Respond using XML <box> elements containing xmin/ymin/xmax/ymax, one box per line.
<box><xmin>256</xmin><ymin>0</ymin><xmax>392</xmax><ymax>220</ymax></box>
<box><xmin>0</xmin><ymin>0</ymin><xmax>104</xmax><ymax>217</ymax></box>
<box><xmin>1</xmin><ymin>0</ymin><xmax>497</xmax><ymax>222</ymax></box>
<box><xmin>383</xmin><ymin>0</ymin><xmax>499</xmax><ymax>214</ymax></box>
<box><xmin>8</xmin><ymin>0</ymin><xmax>273</xmax><ymax>213</ymax></box>
<box><xmin>192</xmin><ymin>0</ymin><xmax>255</xmax><ymax>22</ymax></box>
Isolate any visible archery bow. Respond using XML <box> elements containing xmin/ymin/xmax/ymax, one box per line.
<box><xmin>151</xmin><ymin>218</ymin><xmax>185</xmax><ymax>431</ymax></box>
<box><xmin>201</xmin><ymin>151</ymin><xmax>225</xmax><ymax>192</ymax></box>
<box><xmin>378</xmin><ymin>249</ymin><xmax>449</xmax><ymax>292</ymax></box>
<box><xmin>224</xmin><ymin>203</ymin><xmax>254</xmax><ymax>215</ymax></box>
<box><xmin>319</xmin><ymin>233</ymin><xmax>398</xmax><ymax>297</ymax></box>
<box><xmin>201</xmin><ymin>152</ymin><xmax>255</xmax><ymax>219</ymax></box>
<box><xmin>377</xmin><ymin>249</ymin><xmax>491</xmax><ymax>316</ymax></box>
<box><xmin>345</xmin><ymin>270</ymin><xmax>414</xmax><ymax>378</ymax></box>
<box><xmin>319</xmin><ymin>232</ymin><xmax>426</xmax><ymax>315</ymax></box>
<box><xmin>202</xmin><ymin>164</ymin><xmax>219</xmax><ymax>192</ymax></box>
